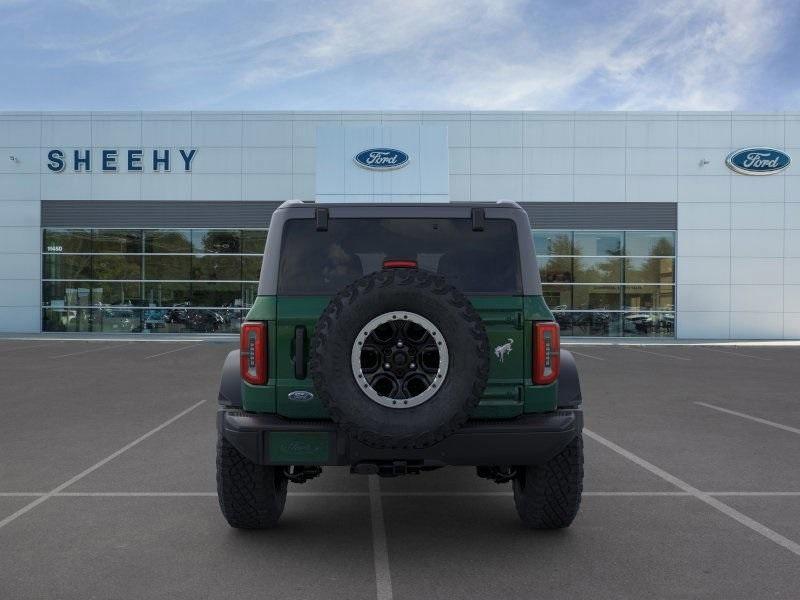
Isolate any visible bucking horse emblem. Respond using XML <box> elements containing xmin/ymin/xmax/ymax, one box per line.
<box><xmin>494</xmin><ymin>338</ymin><xmax>514</xmax><ymax>363</ymax></box>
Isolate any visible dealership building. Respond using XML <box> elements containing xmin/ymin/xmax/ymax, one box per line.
<box><xmin>0</xmin><ymin>110</ymin><xmax>798</xmax><ymax>339</ymax></box>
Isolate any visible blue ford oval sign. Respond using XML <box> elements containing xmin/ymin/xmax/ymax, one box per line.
<box><xmin>726</xmin><ymin>147</ymin><xmax>790</xmax><ymax>175</ymax></box>
<box><xmin>354</xmin><ymin>148</ymin><xmax>409</xmax><ymax>170</ymax></box>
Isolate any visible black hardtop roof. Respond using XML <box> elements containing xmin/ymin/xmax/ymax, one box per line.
<box><xmin>258</xmin><ymin>200</ymin><xmax>542</xmax><ymax>296</ymax></box>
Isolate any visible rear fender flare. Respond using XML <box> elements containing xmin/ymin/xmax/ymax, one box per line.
<box><xmin>218</xmin><ymin>349</ymin><xmax>243</xmax><ymax>407</ymax></box>
<box><xmin>557</xmin><ymin>350</ymin><xmax>582</xmax><ymax>408</ymax></box>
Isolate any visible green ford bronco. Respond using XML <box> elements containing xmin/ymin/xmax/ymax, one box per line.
<box><xmin>216</xmin><ymin>200</ymin><xmax>584</xmax><ymax>529</ymax></box>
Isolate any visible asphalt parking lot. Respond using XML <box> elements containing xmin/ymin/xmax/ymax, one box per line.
<box><xmin>1</xmin><ymin>338</ymin><xmax>799</xmax><ymax>599</ymax></box>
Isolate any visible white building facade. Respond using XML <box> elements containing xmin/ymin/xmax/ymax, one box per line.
<box><xmin>0</xmin><ymin>111</ymin><xmax>798</xmax><ymax>339</ymax></box>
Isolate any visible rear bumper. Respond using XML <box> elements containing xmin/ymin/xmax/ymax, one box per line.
<box><xmin>218</xmin><ymin>407</ymin><xmax>582</xmax><ymax>467</ymax></box>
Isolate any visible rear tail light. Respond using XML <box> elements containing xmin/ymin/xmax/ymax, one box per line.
<box><xmin>532</xmin><ymin>322</ymin><xmax>560</xmax><ymax>385</ymax></box>
<box><xmin>240</xmin><ymin>322</ymin><xmax>267</xmax><ymax>385</ymax></box>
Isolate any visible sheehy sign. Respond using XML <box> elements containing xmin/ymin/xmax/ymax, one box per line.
<box><xmin>46</xmin><ymin>148</ymin><xmax>197</xmax><ymax>172</ymax></box>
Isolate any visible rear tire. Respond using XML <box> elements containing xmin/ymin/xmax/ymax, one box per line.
<box><xmin>216</xmin><ymin>433</ymin><xmax>288</xmax><ymax>529</ymax></box>
<box><xmin>512</xmin><ymin>434</ymin><xmax>583</xmax><ymax>529</ymax></box>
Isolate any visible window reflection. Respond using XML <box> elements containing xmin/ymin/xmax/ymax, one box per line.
<box><xmin>625</xmin><ymin>257</ymin><xmax>674</xmax><ymax>284</ymax></box>
<box><xmin>43</xmin><ymin>229</ymin><xmax>91</xmax><ymax>253</ymax></box>
<box><xmin>43</xmin><ymin>254</ymin><xmax>92</xmax><ymax>279</ymax></box>
<box><xmin>92</xmin><ymin>255</ymin><xmax>142</xmax><ymax>280</ymax></box>
<box><xmin>242</xmin><ymin>230</ymin><xmax>268</xmax><ymax>254</ymax></box>
<box><xmin>191</xmin><ymin>255</ymin><xmax>243</xmax><ymax>280</ymax></box>
<box><xmin>624</xmin><ymin>285</ymin><xmax>675</xmax><ymax>311</ymax></box>
<box><xmin>574</xmin><ymin>231</ymin><xmax>623</xmax><ymax>256</ymax></box>
<box><xmin>144</xmin><ymin>230</ymin><xmax>191</xmax><ymax>253</ymax></box>
<box><xmin>625</xmin><ymin>232</ymin><xmax>675</xmax><ymax>256</ymax></box>
<box><xmin>42</xmin><ymin>227</ymin><xmax>267</xmax><ymax>334</ymax></box>
<box><xmin>573</xmin><ymin>285</ymin><xmax>622</xmax><ymax>310</ymax></box>
<box><xmin>534</xmin><ymin>228</ymin><xmax>676</xmax><ymax>337</ymax></box>
<box><xmin>539</xmin><ymin>256</ymin><xmax>573</xmax><ymax>283</ymax></box>
<box><xmin>542</xmin><ymin>285</ymin><xmax>571</xmax><ymax>311</ymax></box>
<box><xmin>573</xmin><ymin>258</ymin><xmax>622</xmax><ymax>284</ymax></box>
<box><xmin>93</xmin><ymin>230</ymin><xmax>142</xmax><ymax>253</ymax></box>
<box><xmin>192</xmin><ymin>229</ymin><xmax>241</xmax><ymax>254</ymax></box>
<box><xmin>144</xmin><ymin>255</ymin><xmax>192</xmax><ymax>280</ymax></box>
<box><xmin>41</xmin><ymin>226</ymin><xmax>675</xmax><ymax>337</ymax></box>
<box><xmin>533</xmin><ymin>231</ymin><xmax>572</xmax><ymax>256</ymax></box>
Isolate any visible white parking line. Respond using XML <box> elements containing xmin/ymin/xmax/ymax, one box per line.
<box><xmin>143</xmin><ymin>343</ymin><xmax>203</xmax><ymax>360</ymax></box>
<box><xmin>369</xmin><ymin>476</ymin><xmax>393</xmax><ymax>600</ymax></box>
<box><xmin>50</xmin><ymin>343</ymin><xmax>132</xmax><ymax>358</ymax></box>
<box><xmin>695</xmin><ymin>402</ymin><xmax>800</xmax><ymax>436</ymax></box>
<box><xmin>0</xmin><ymin>399</ymin><xmax>206</xmax><ymax>531</ymax></box>
<box><xmin>624</xmin><ymin>347</ymin><xmax>691</xmax><ymax>361</ymax></box>
<box><xmin>696</xmin><ymin>347</ymin><xmax>771</xmax><ymax>361</ymax></box>
<box><xmin>568</xmin><ymin>350</ymin><xmax>605</xmax><ymax>361</ymax></box>
<box><xmin>584</xmin><ymin>428</ymin><xmax>800</xmax><ymax>558</ymax></box>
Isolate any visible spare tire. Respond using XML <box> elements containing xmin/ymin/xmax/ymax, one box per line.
<box><xmin>310</xmin><ymin>268</ymin><xmax>489</xmax><ymax>449</ymax></box>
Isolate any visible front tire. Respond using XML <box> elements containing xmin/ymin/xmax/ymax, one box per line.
<box><xmin>513</xmin><ymin>434</ymin><xmax>584</xmax><ymax>529</ymax></box>
<box><xmin>216</xmin><ymin>433</ymin><xmax>288</xmax><ymax>529</ymax></box>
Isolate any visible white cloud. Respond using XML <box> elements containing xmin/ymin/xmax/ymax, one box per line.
<box><xmin>1</xmin><ymin>0</ymin><xmax>791</xmax><ymax>109</ymax></box>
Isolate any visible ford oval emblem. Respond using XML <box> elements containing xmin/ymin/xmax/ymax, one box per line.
<box><xmin>354</xmin><ymin>148</ymin><xmax>409</xmax><ymax>170</ymax></box>
<box><xmin>725</xmin><ymin>147</ymin><xmax>790</xmax><ymax>175</ymax></box>
<box><xmin>288</xmin><ymin>390</ymin><xmax>314</xmax><ymax>403</ymax></box>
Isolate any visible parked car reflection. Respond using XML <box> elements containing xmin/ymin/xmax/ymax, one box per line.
<box><xmin>164</xmin><ymin>303</ymin><xmax>225</xmax><ymax>333</ymax></box>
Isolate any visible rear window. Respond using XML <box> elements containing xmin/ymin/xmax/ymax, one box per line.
<box><xmin>278</xmin><ymin>218</ymin><xmax>522</xmax><ymax>295</ymax></box>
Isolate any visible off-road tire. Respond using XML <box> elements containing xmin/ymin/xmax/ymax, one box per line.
<box><xmin>310</xmin><ymin>268</ymin><xmax>490</xmax><ymax>450</ymax></box>
<box><xmin>216</xmin><ymin>433</ymin><xmax>288</xmax><ymax>529</ymax></box>
<box><xmin>513</xmin><ymin>434</ymin><xmax>584</xmax><ymax>529</ymax></box>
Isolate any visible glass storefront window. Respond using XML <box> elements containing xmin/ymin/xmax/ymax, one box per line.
<box><xmin>573</xmin><ymin>257</ymin><xmax>622</xmax><ymax>284</ymax></box>
<box><xmin>191</xmin><ymin>255</ymin><xmax>243</xmax><ymax>280</ymax></box>
<box><xmin>573</xmin><ymin>285</ymin><xmax>622</xmax><ymax>310</ymax></box>
<box><xmin>242</xmin><ymin>230</ymin><xmax>268</xmax><ymax>254</ymax></box>
<box><xmin>625</xmin><ymin>232</ymin><xmax>675</xmax><ymax>257</ymax></box>
<box><xmin>534</xmin><ymin>228</ymin><xmax>676</xmax><ymax>337</ymax></box>
<box><xmin>43</xmin><ymin>281</ymin><xmax>144</xmax><ymax>307</ymax></box>
<box><xmin>569</xmin><ymin>312</ymin><xmax>622</xmax><ymax>337</ymax></box>
<box><xmin>622</xmin><ymin>312</ymin><xmax>675</xmax><ymax>337</ymax></box>
<box><xmin>92</xmin><ymin>255</ymin><xmax>142</xmax><ymax>280</ymax></box>
<box><xmin>191</xmin><ymin>282</ymin><xmax>245</xmax><ymax>307</ymax></box>
<box><xmin>144</xmin><ymin>230</ymin><xmax>192</xmax><ymax>253</ymax></box>
<box><xmin>624</xmin><ymin>285</ymin><xmax>675</xmax><ymax>311</ymax></box>
<box><xmin>192</xmin><ymin>229</ymin><xmax>241</xmax><ymax>254</ymax></box>
<box><xmin>538</xmin><ymin>256</ymin><xmax>573</xmax><ymax>283</ymax></box>
<box><xmin>93</xmin><ymin>230</ymin><xmax>142</xmax><ymax>253</ymax></box>
<box><xmin>43</xmin><ymin>229</ymin><xmax>92</xmax><ymax>253</ymax></box>
<box><xmin>533</xmin><ymin>231</ymin><xmax>572</xmax><ymax>256</ymax></box>
<box><xmin>624</xmin><ymin>257</ymin><xmax>674</xmax><ymax>284</ymax></box>
<box><xmin>42</xmin><ymin>226</ymin><xmax>673</xmax><ymax>337</ymax></box>
<box><xmin>574</xmin><ymin>231</ymin><xmax>623</xmax><ymax>256</ymax></box>
<box><xmin>42</xmin><ymin>307</ymin><xmax>246</xmax><ymax>334</ymax></box>
<box><xmin>43</xmin><ymin>227</ymin><xmax>267</xmax><ymax>334</ymax></box>
<box><xmin>541</xmin><ymin>285</ymin><xmax>571</xmax><ymax>310</ymax></box>
<box><xmin>143</xmin><ymin>255</ymin><xmax>192</xmax><ymax>280</ymax></box>
<box><xmin>143</xmin><ymin>282</ymin><xmax>191</xmax><ymax>307</ymax></box>
<box><xmin>43</xmin><ymin>254</ymin><xmax>92</xmax><ymax>279</ymax></box>
<box><xmin>243</xmin><ymin>256</ymin><xmax>262</xmax><ymax>281</ymax></box>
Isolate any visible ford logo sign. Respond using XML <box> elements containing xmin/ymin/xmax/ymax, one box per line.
<box><xmin>288</xmin><ymin>390</ymin><xmax>314</xmax><ymax>403</ymax></box>
<box><xmin>354</xmin><ymin>148</ymin><xmax>409</xmax><ymax>170</ymax></box>
<box><xmin>725</xmin><ymin>147</ymin><xmax>790</xmax><ymax>175</ymax></box>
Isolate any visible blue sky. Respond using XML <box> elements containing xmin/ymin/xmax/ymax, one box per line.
<box><xmin>1</xmin><ymin>0</ymin><xmax>798</xmax><ymax>111</ymax></box>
